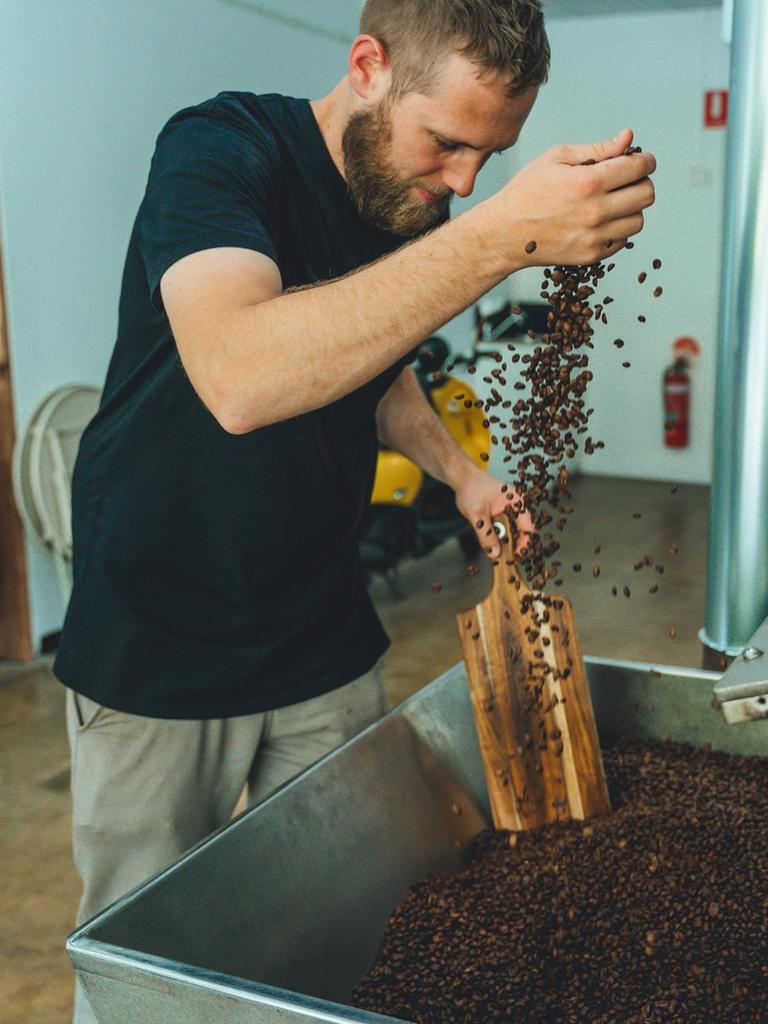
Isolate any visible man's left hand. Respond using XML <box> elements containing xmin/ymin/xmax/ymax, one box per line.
<box><xmin>452</xmin><ymin>463</ymin><xmax>534</xmax><ymax>560</ymax></box>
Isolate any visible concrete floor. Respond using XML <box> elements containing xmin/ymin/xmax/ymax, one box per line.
<box><xmin>0</xmin><ymin>475</ymin><xmax>711</xmax><ymax>1024</ymax></box>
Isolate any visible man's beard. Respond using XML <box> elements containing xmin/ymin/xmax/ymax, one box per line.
<box><xmin>341</xmin><ymin>102</ymin><xmax>452</xmax><ymax>237</ymax></box>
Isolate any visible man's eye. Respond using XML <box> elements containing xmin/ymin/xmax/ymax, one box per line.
<box><xmin>434</xmin><ymin>137</ymin><xmax>459</xmax><ymax>152</ymax></box>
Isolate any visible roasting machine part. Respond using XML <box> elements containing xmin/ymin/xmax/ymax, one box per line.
<box><xmin>713</xmin><ymin>616</ymin><xmax>768</xmax><ymax>724</ymax></box>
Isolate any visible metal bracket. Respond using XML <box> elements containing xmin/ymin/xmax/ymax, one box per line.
<box><xmin>713</xmin><ymin>618</ymin><xmax>768</xmax><ymax>724</ymax></box>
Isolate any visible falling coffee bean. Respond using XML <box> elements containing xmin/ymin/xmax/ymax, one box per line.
<box><xmin>525</xmin><ymin>240</ymin><xmax>538</xmax><ymax>254</ymax></box>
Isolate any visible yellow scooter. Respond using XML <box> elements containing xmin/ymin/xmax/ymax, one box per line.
<box><xmin>359</xmin><ymin>302</ymin><xmax>549</xmax><ymax>585</ymax></box>
<box><xmin>359</xmin><ymin>335</ymin><xmax>490</xmax><ymax>581</ymax></box>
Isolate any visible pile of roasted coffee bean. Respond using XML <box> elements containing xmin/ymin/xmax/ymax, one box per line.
<box><xmin>353</xmin><ymin>738</ymin><xmax>768</xmax><ymax>1023</ymax></box>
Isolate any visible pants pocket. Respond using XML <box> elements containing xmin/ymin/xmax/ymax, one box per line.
<box><xmin>71</xmin><ymin>691</ymin><xmax>107</xmax><ymax>733</ymax></box>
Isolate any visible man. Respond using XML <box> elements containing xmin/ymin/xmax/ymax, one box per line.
<box><xmin>56</xmin><ymin>0</ymin><xmax>655</xmax><ymax>1019</ymax></box>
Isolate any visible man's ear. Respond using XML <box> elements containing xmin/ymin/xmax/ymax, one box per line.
<box><xmin>348</xmin><ymin>34</ymin><xmax>392</xmax><ymax>102</ymax></box>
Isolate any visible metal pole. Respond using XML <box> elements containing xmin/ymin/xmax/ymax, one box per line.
<box><xmin>702</xmin><ymin>0</ymin><xmax>768</xmax><ymax>658</ymax></box>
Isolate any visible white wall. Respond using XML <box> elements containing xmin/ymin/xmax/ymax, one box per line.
<box><xmin>0</xmin><ymin>2</ymin><xmax>729</xmax><ymax>646</ymax></box>
<box><xmin>0</xmin><ymin>0</ymin><xmax>498</xmax><ymax>647</ymax></box>
<box><xmin>0</xmin><ymin>1</ymin><xmax>361</xmax><ymax>645</ymax></box>
<box><xmin>506</xmin><ymin>7</ymin><xmax>730</xmax><ymax>484</ymax></box>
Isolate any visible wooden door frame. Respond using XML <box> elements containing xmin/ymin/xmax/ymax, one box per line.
<box><xmin>0</xmin><ymin>236</ymin><xmax>33</xmax><ymax>661</ymax></box>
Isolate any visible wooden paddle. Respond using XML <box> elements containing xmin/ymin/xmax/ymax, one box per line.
<box><xmin>457</xmin><ymin>513</ymin><xmax>610</xmax><ymax>832</ymax></box>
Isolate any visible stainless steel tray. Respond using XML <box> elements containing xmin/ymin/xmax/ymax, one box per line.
<box><xmin>68</xmin><ymin>657</ymin><xmax>766</xmax><ymax>1024</ymax></box>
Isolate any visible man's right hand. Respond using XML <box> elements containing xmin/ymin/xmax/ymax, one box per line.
<box><xmin>487</xmin><ymin>127</ymin><xmax>657</xmax><ymax>270</ymax></box>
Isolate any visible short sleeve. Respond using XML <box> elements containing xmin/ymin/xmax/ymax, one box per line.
<box><xmin>138</xmin><ymin>107</ymin><xmax>281</xmax><ymax>313</ymax></box>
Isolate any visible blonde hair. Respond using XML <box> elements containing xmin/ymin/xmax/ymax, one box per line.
<box><xmin>360</xmin><ymin>0</ymin><xmax>550</xmax><ymax>98</ymax></box>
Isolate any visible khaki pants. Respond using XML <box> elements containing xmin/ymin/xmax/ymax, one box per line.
<box><xmin>66</xmin><ymin>661</ymin><xmax>387</xmax><ymax>1024</ymax></box>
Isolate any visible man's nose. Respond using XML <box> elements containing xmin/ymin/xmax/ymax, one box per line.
<box><xmin>440</xmin><ymin>160</ymin><xmax>480</xmax><ymax>199</ymax></box>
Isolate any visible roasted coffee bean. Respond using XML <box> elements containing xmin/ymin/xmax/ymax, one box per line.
<box><xmin>638</xmin><ymin>271</ymin><xmax>647</xmax><ymax>283</ymax></box>
<box><xmin>624</xmin><ymin>586</ymin><xmax>631</xmax><ymax>598</ymax></box>
<box><xmin>431</xmin><ymin>582</ymin><xmax>443</xmax><ymax>593</ymax></box>
<box><xmin>355</xmin><ymin>737</ymin><xmax>767</xmax><ymax>1023</ymax></box>
<box><xmin>669</xmin><ymin>626</ymin><xmax>677</xmax><ymax>639</ymax></box>
<box><xmin>505</xmin><ymin>258</ymin><xmax>613</xmax><ymax>588</ymax></box>
<box><xmin>622</xmin><ymin>361</ymin><xmax>631</xmax><ymax>368</ymax></box>
<box><xmin>525</xmin><ymin>240</ymin><xmax>538</xmax><ymax>254</ymax></box>
<box><xmin>592</xmin><ymin>564</ymin><xmax>600</xmax><ymax>578</ymax></box>
<box><xmin>638</xmin><ymin>314</ymin><xmax>646</xmax><ymax>323</ymax></box>
<box><xmin>654</xmin><ymin>286</ymin><xmax>663</xmax><ymax>297</ymax></box>
<box><xmin>653</xmin><ymin>258</ymin><xmax>662</xmax><ymax>269</ymax></box>
<box><xmin>572</xmin><ymin>563</ymin><xmax>581</xmax><ymax>572</ymax></box>
<box><xmin>614</xmin><ymin>338</ymin><xmax>625</xmax><ymax>348</ymax></box>
<box><xmin>649</xmin><ymin>585</ymin><xmax>659</xmax><ymax>594</ymax></box>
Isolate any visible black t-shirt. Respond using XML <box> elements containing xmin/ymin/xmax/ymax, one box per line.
<box><xmin>54</xmin><ymin>91</ymin><xmax>424</xmax><ymax>719</ymax></box>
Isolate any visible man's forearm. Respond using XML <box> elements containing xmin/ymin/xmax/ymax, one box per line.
<box><xmin>376</xmin><ymin>365</ymin><xmax>534</xmax><ymax>559</ymax></box>
<box><xmin>376</xmin><ymin>366</ymin><xmax>474</xmax><ymax>490</ymax></box>
<box><xmin>211</xmin><ymin>200</ymin><xmax>519</xmax><ymax>433</ymax></box>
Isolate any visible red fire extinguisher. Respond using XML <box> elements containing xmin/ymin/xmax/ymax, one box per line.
<box><xmin>663</xmin><ymin>359</ymin><xmax>690</xmax><ymax>447</ymax></box>
<box><xmin>663</xmin><ymin>337</ymin><xmax>699</xmax><ymax>448</ymax></box>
